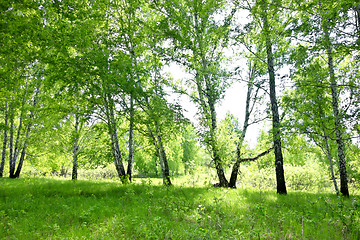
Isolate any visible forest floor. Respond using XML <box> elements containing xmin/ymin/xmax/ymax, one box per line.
<box><xmin>0</xmin><ymin>177</ymin><xmax>359</xmax><ymax>239</ymax></box>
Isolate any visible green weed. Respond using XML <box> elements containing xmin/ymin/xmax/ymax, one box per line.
<box><xmin>0</xmin><ymin>178</ymin><xmax>359</xmax><ymax>239</ymax></box>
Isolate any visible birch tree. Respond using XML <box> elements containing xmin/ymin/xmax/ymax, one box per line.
<box><xmin>228</xmin><ymin>60</ymin><xmax>268</xmax><ymax>188</ymax></box>
<box><xmin>153</xmin><ymin>0</ymin><xmax>236</xmax><ymax>187</ymax></box>
<box><xmin>282</xmin><ymin>58</ymin><xmax>340</xmax><ymax>194</ymax></box>
<box><xmin>286</xmin><ymin>0</ymin><xmax>359</xmax><ymax>196</ymax></box>
<box><xmin>237</xmin><ymin>0</ymin><xmax>288</xmax><ymax>193</ymax></box>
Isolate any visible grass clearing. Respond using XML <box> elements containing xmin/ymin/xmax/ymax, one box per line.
<box><xmin>0</xmin><ymin>177</ymin><xmax>359</xmax><ymax>239</ymax></box>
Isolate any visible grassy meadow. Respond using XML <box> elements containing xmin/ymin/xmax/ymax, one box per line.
<box><xmin>0</xmin><ymin>177</ymin><xmax>360</xmax><ymax>239</ymax></box>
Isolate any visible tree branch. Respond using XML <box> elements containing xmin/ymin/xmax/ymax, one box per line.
<box><xmin>239</xmin><ymin>147</ymin><xmax>273</xmax><ymax>162</ymax></box>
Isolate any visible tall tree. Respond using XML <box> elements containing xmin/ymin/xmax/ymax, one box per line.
<box><xmin>153</xmin><ymin>0</ymin><xmax>236</xmax><ymax>187</ymax></box>
<box><xmin>13</xmin><ymin>79</ymin><xmax>41</xmax><ymax>178</ymax></box>
<box><xmin>135</xmin><ymin>57</ymin><xmax>184</xmax><ymax>186</ymax></box>
<box><xmin>228</xmin><ymin>60</ymin><xmax>268</xmax><ymax>188</ymax></box>
<box><xmin>287</xmin><ymin>0</ymin><xmax>358</xmax><ymax>196</ymax></box>
<box><xmin>324</xmin><ymin>28</ymin><xmax>349</xmax><ymax>196</ymax></box>
<box><xmin>282</xmin><ymin>58</ymin><xmax>340</xmax><ymax>194</ymax></box>
<box><xmin>262</xmin><ymin>0</ymin><xmax>286</xmax><ymax>194</ymax></box>
<box><xmin>43</xmin><ymin>0</ymin><xmax>132</xmax><ymax>182</ymax></box>
<box><xmin>0</xmin><ymin>0</ymin><xmax>43</xmax><ymax>178</ymax></box>
<box><xmin>240</xmin><ymin>0</ymin><xmax>288</xmax><ymax>193</ymax></box>
<box><xmin>5</xmin><ymin>76</ymin><xmax>42</xmax><ymax>178</ymax></box>
<box><xmin>111</xmin><ymin>0</ymin><xmax>147</xmax><ymax>182</ymax></box>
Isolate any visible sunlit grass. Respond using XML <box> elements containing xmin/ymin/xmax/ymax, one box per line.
<box><xmin>0</xmin><ymin>177</ymin><xmax>359</xmax><ymax>239</ymax></box>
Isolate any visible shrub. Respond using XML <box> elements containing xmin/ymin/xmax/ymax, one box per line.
<box><xmin>236</xmin><ymin>160</ymin><xmax>332</xmax><ymax>192</ymax></box>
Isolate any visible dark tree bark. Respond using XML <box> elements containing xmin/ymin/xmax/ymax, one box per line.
<box><xmin>9</xmin><ymin>87</ymin><xmax>30</xmax><ymax>178</ymax></box>
<box><xmin>14</xmin><ymin>144</ymin><xmax>26</xmax><ymax>178</ymax></box>
<box><xmin>238</xmin><ymin>148</ymin><xmax>274</xmax><ymax>163</ymax></box>
<box><xmin>14</xmin><ymin>81</ymin><xmax>41</xmax><ymax>178</ymax></box>
<box><xmin>71</xmin><ymin>148</ymin><xmax>78</xmax><ymax>180</ymax></box>
<box><xmin>157</xmin><ymin>132</ymin><xmax>172</xmax><ymax>186</ymax></box>
<box><xmin>0</xmin><ymin>101</ymin><xmax>8</xmax><ymax>177</ymax></box>
<box><xmin>8</xmin><ymin>104</ymin><xmax>15</xmax><ymax>178</ymax></box>
<box><xmin>126</xmin><ymin>96</ymin><xmax>134</xmax><ymax>182</ymax></box>
<box><xmin>195</xmin><ymin>72</ymin><xmax>228</xmax><ymax>187</ymax></box>
<box><xmin>14</xmin><ymin>119</ymin><xmax>33</xmax><ymax>178</ymax></box>
<box><xmin>224</xmin><ymin>148</ymin><xmax>274</xmax><ymax>188</ymax></box>
<box><xmin>109</xmin><ymin>120</ymin><xmax>126</xmax><ymax>181</ymax></box>
<box><xmin>148</xmin><ymin>125</ymin><xmax>172</xmax><ymax>186</ymax></box>
<box><xmin>14</xmin><ymin>120</ymin><xmax>32</xmax><ymax>178</ymax></box>
<box><xmin>194</xmin><ymin>72</ymin><xmax>228</xmax><ymax>187</ymax></box>
<box><xmin>71</xmin><ymin>113</ymin><xmax>80</xmax><ymax>180</ymax></box>
<box><xmin>262</xmin><ymin>4</ymin><xmax>287</xmax><ymax>194</ymax></box>
<box><xmin>10</xmin><ymin>115</ymin><xmax>23</xmax><ymax>178</ymax></box>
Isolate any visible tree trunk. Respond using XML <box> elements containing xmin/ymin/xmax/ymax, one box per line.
<box><xmin>14</xmin><ymin>143</ymin><xmax>26</xmax><ymax>178</ymax></box>
<box><xmin>0</xmin><ymin>101</ymin><xmax>8</xmax><ymax>177</ymax></box>
<box><xmin>262</xmin><ymin>7</ymin><xmax>287</xmax><ymax>194</ymax></box>
<box><xmin>355</xmin><ymin>5</ymin><xmax>360</xmax><ymax>34</ymax></box>
<box><xmin>14</xmin><ymin>81</ymin><xmax>41</xmax><ymax>178</ymax></box>
<box><xmin>71</xmin><ymin>148</ymin><xmax>78</xmax><ymax>180</ymax></box>
<box><xmin>208</xmin><ymin>108</ymin><xmax>229</xmax><ymax>187</ymax></box>
<box><xmin>156</xmin><ymin>132</ymin><xmax>172</xmax><ymax>186</ymax></box>
<box><xmin>9</xmin><ymin>86</ymin><xmax>30</xmax><ymax>178</ymax></box>
<box><xmin>326</xmin><ymin>39</ymin><xmax>349</xmax><ymax>197</ymax></box>
<box><xmin>109</xmin><ymin>115</ymin><xmax>126</xmax><ymax>182</ymax></box>
<box><xmin>229</xmin><ymin>77</ymin><xmax>253</xmax><ymax>188</ymax></box>
<box><xmin>193</xmin><ymin>9</ymin><xmax>228</xmax><ymax>187</ymax></box>
<box><xmin>10</xmin><ymin>115</ymin><xmax>23</xmax><ymax>178</ymax></box>
<box><xmin>8</xmin><ymin>104</ymin><xmax>15</xmax><ymax>178</ymax></box>
<box><xmin>71</xmin><ymin>113</ymin><xmax>80</xmax><ymax>180</ymax></box>
<box><xmin>14</xmin><ymin>119</ymin><xmax>32</xmax><ymax>178</ymax></box>
<box><xmin>126</xmin><ymin>96</ymin><xmax>134</xmax><ymax>181</ymax></box>
<box><xmin>323</xmin><ymin>135</ymin><xmax>339</xmax><ymax>194</ymax></box>
<box><xmin>148</xmin><ymin>125</ymin><xmax>171</xmax><ymax>185</ymax></box>
<box><xmin>203</xmin><ymin>72</ymin><xmax>228</xmax><ymax>187</ymax></box>
<box><xmin>208</xmin><ymin>100</ymin><xmax>228</xmax><ymax>187</ymax></box>
<box><xmin>154</xmin><ymin>151</ymin><xmax>159</xmax><ymax>177</ymax></box>
<box><xmin>104</xmin><ymin>93</ymin><xmax>126</xmax><ymax>182</ymax></box>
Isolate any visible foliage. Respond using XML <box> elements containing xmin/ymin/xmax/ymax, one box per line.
<box><xmin>215</xmin><ymin>113</ymin><xmax>240</xmax><ymax>166</ymax></box>
<box><xmin>1</xmin><ymin>0</ymin><xmax>360</xmax><ymax>197</ymax></box>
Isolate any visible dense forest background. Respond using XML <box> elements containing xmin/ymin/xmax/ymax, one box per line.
<box><xmin>1</xmin><ymin>0</ymin><xmax>360</xmax><ymax>196</ymax></box>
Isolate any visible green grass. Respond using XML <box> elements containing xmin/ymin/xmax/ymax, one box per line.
<box><xmin>0</xmin><ymin>178</ymin><xmax>359</xmax><ymax>239</ymax></box>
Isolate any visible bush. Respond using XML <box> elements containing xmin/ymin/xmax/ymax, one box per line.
<box><xmin>236</xmin><ymin>160</ymin><xmax>333</xmax><ymax>192</ymax></box>
<box><xmin>77</xmin><ymin>165</ymin><xmax>119</xmax><ymax>180</ymax></box>
<box><xmin>284</xmin><ymin>161</ymin><xmax>331</xmax><ymax>192</ymax></box>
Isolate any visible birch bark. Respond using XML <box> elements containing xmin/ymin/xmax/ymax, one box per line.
<box><xmin>325</xmin><ymin>33</ymin><xmax>349</xmax><ymax>196</ymax></box>
<box><xmin>14</xmin><ymin>81</ymin><xmax>41</xmax><ymax>178</ymax></box>
<box><xmin>229</xmin><ymin>72</ymin><xmax>254</xmax><ymax>188</ymax></box>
